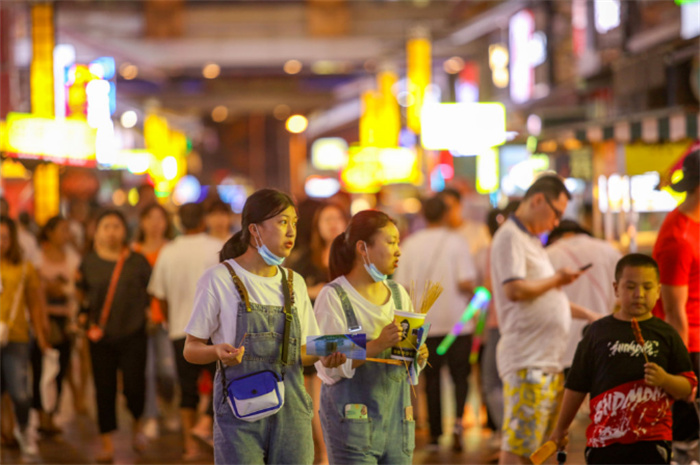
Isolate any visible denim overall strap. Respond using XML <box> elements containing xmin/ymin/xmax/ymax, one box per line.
<box><xmin>385</xmin><ymin>280</ymin><xmax>402</xmax><ymax>310</ymax></box>
<box><xmin>212</xmin><ymin>263</ymin><xmax>313</xmax><ymax>464</ymax></box>
<box><xmin>320</xmin><ymin>281</ymin><xmax>415</xmax><ymax>464</ymax></box>
<box><xmin>329</xmin><ymin>283</ymin><xmax>362</xmax><ymax>333</ymax></box>
<box><xmin>279</xmin><ymin>266</ymin><xmax>294</xmax><ymax>369</ymax></box>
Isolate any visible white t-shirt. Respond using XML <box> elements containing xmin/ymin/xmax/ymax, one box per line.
<box><xmin>458</xmin><ymin>221</ymin><xmax>491</xmax><ymax>257</ymax></box>
<box><xmin>185</xmin><ymin>258</ymin><xmax>320</xmax><ymax>348</ymax></box>
<box><xmin>18</xmin><ymin>228</ymin><xmax>40</xmax><ymax>266</ymax></box>
<box><xmin>490</xmin><ymin>218</ymin><xmax>571</xmax><ymax>379</ymax></box>
<box><xmin>148</xmin><ymin>233</ymin><xmax>223</xmax><ymax>340</ymax></box>
<box><xmin>393</xmin><ymin>227</ymin><xmax>477</xmax><ymax>336</ymax></box>
<box><xmin>314</xmin><ymin>276</ymin><xmax>414</xmax><ymax>385</ymax></box>
<box><xmin>547</xmin><ymin>234</ymin><xmax>621</xmax><ymax>367</ymax></box>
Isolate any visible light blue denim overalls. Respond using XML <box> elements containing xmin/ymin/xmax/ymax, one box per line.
<box><xmin>213</xmin><ymin>262</ymin><xmax>314</xmax><ymax>464</ymax></box>
<box><xmin>320</xmin><ymin>280</ymin><xmax>415</xmax><ymax>464</ymax></box>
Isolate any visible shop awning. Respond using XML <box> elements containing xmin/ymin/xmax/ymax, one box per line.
<box><xmin>538</xmin><ymin>107</ymin><xmax>699</xmax><ymax>148</ymax></box>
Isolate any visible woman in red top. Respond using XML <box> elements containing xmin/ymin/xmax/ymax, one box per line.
<box><xmin>133</xmin><ymin>203</ymin><xmax>176</xmax><ymax>439</ymax></box>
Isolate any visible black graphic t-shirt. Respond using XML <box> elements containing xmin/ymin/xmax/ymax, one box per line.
<box><xmin>566</xmin><ymin>315</ymin><xmax>697</xmax><ymax>448</ymax></box>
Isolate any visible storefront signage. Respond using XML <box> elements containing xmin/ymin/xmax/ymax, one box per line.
<box><xmin>4</xmin><ymin>112</ymin><xmax>96</xmax><ymax>166</ymax></box>
<box><xmin>340</xmin><ymin>146</ymin><xmax>419</xmax><ymax>193</ymax></box>
<box><xmin>421</xmin><ymin>102</ymin><xmax>506</xmax><ymax>154</ymax></box>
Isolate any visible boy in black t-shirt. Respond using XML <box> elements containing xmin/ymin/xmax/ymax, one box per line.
<box><xmin>550</xmin><ymin>254</ymin><xmax>697</xmax><ymax>464</ymax></box>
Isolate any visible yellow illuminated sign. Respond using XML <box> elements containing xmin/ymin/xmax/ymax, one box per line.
<box><xmin>31</xmin><ymin>4</ymin><xmax>54</xmax><ymax>117</ymax></box>
<box><xmin>341</xmin><ymin>146</ymin><xmax>420</xmax><ymax>193</ymax></box>
<box><xmin>34</xmin><ymin>163</ymin><xmax>60</xmax><ymax>226</ymax></box>
<box><xmin>360</xmin><ymin>91</ymin><xmax>379</xmax><ymax>147</ymax></box>
<box><xmin>476</xmin><ymin>148</ymin><xmax>499</xmax><ymax>194</ymax></box>
<box><xmin>376</xmin><ymin>71</ymin><xmax>400</xmax><ymax>148</ymax></box>
<box><xmin>0</xmin><ymin>159</ymin><xmax>30</xmax><ymax>179</ymax></box>
<box><xmin>4</xmin><ymin>112</ymin><xmax>97</xmax><ymax>166</ymax></box>
<box><xmin>143</xmin><ymin>114</ymin><xmax>188</xmax><ymax>195</ymax></box>
<box><xmin>406</xmin><ymin>37</ymin><xmax>431</xmax><ymax>133</ymax></box>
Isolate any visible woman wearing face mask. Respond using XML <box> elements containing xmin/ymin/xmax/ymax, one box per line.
<box><xmin>314</xmin><ymin>210</ymin><xmax>429</xmax><ymax>464</ymax></box>
<box><xmin>183</xmin><ymin>189</ymin><xmax>346</xmax><ymax>464</ymax></box>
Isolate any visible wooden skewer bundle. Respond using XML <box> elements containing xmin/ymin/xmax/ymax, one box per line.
<box><xmin>408</xmin><ymin>280</ymin><xmax>444</xmax><ymax>314</ymax></box>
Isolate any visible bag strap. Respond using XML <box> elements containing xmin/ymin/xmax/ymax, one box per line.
<box><xmin>222</xmin><ymin>261</ymin><xmax>251</xmax><ymax>312</ymax></box>
<box><xmin>279</xmin><ymin>267</ymin><xmax>294</xmax><ymax>366</ymax></box>
<box><xmin>6</xmin><ymin>263</ymin><xmax>27</xmax><ymax>329</ymax></box>
<box><xmin>386</xmin><ymin>280</ymin><xmax>403</xmax><ymax>310</ymax></box>
<box><xmin>219</xmin><ymin>262</ymin><xmax>295</xmax><ymax>370</ymax></box>
<box><xmin>96</xmin><ymin>249</ymin><xmax>128</xmax><ymax>329</ymax></box>
<box><xmin>329</xmin><ymin>282</ymin><xmax>362</xmax><ymax>333</ymax></box>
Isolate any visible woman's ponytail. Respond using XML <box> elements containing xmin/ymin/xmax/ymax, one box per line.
<box><xmin>329</xmin><ymin>232</ymin><xmax>355</xmax><ymax>281</ymax></box>
<box><xmin>219</xmin><ymin>230</ymin><xmax>249</xmax><ymax>262</ymax></box>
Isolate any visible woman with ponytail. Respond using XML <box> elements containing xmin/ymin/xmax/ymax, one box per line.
<box><xmin>314</xmin><ymin>210</ymin><xmax>429</xmax><ymax>464</ymax></box>
<box><xmin>183</xmin><ymin>188</ymin><xmax>345</xmax><ymax>464</ymax></box>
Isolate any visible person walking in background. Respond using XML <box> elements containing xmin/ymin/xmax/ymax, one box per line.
<box><xmin>205</xmin><ymin>200</ymin><xmax>235</xmax><ymax>242</ymax></box>
<box><xmin>490</xmin><ymin>175</ymin><xmax>599</xmax><ymax>465</ymax></box>
<box><xmin>550</xmin><ymin>254</ymin><xmax>697</xmax><ymax>464</ymax></box>
<box><xmin>546</xmin><ymin>220</ymin><xmax>621</xmax><ymax>372</ymax></box>
<box><xmin>132</xmin><ymin>203</ymin><xmax>177</xmax><ymax>440</ymax></box>
<box><xmin>314</xmin><ymin>209</ymin><xmax>429</xmax><ymax>464</ymax></box>
<box><xmin>31</xmin><ymin>216</ymin><xmax>82</xmax><ymax>436</ymax></box>
<box><xmin>148</xmin><ymin>203</ymin><xmax>222</xmax><ymax>461</ymax></box>
<box><xmin>286</xmin><ymin>201</ymin><xmax>348</xmax><ymax>464</ymax></box>
<box><xmin>77</xmin><ymin>210</ymin><xmax>151</xmax><ymax>463</ymax></box>
<box><xmin>441</xmin><ymin>188</ymin><xmax>491</xmax><ymax>258</ymax></box>
<box><xmin>652</xmin><ymin>149</ymin><xmax>700</xmax><ymax>464</ymax></box>
<box><xmin>0</xmin><ymin>217</ymin><xmax>49</xmax><ymax>458</ymax></box>
<box><xmin>393</xmin><ymin>196</ymin><xmax>476</xmax><ymax>452</ymax></box>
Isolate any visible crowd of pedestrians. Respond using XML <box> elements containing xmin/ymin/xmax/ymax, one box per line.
<box><xmin>0</xmin><ymin>152</ymin><xmax>698</xmax><ymax>465</ymax></box>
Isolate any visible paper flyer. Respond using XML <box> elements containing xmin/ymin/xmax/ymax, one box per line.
<box><xmin>306</xmin><ymin>333</ymin><xmax>367</xmax><ymax>359</ymax></box>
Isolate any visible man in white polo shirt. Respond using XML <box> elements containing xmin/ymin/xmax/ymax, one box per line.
<box><xmin>148</xmin><ymin>202</ymin><xmax>223</xmax><ymax>461</ymax></box>
<box><xmin>490</xmin><ymin>175</ymin><xmax>599</xmax><ymax>465</ymax></box>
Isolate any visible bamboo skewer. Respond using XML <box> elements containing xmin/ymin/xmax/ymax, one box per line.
<box><xmin>365</xmin><ymin>357</ymin><xmax>403</xmax><ymax>366</ymax></box>
<box><xmin>236</xmin><ymin>332</ymin><xmax>248</xmax><ymax>349</ymax></box>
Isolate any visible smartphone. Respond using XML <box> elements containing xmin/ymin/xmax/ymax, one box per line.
<box><xmin>579</xmin><ymin>263</ymin><xmax>593</xmax><ymax>271</ymax></box>
<box><xmin>344</xmin><ymin>403</ymin><xmax>368</xmax><ymax>420</ymax></box>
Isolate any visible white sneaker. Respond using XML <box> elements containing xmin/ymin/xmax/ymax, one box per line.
<box><xmin>13</xmin><ymin>426</ymin><xmax>38</xmax><ymax>456</ymax></box>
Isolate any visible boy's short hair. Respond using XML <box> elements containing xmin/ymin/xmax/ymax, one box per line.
<box><xmin>179</xmin><ymin>203</ymin><xmax>204</xmax><ymax>231</ymax></box>
<box><xmin>423</xmin><ymin>196</ymin><xmax>447</xmax><ymax>224</ymax></box>
<box><xmin>206</xmin><ymin>200</ymin><xmax>232</xmax><ymax>215</ymax></box>
<box><xmin>614</xmin><ymin>253</ymin><xmax>660</xmax><ymax>282</ymax></box>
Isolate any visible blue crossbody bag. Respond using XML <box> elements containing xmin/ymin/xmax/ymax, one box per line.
<box><xmin>219</xmin><ymin>263</ymin><xmax>294</xmax><ymax>422</ymax></box>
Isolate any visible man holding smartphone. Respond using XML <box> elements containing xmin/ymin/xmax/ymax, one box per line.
<box><xmin>490</xmin><ymin>175</ymin><xmax>600</xmax><ymax>465</ymax></box>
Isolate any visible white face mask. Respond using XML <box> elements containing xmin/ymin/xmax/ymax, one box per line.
<box><xmin>361</xmin><ymin>242</ymin><xmax>387</xmax><ymax>282</ymax></box>
<box><xmin>252</xmin><ymin>224</ymin><xmax>285</xmax><ymax>266</ymax></box>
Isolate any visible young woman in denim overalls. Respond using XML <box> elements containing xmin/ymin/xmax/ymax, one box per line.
<box><xmin>183</xmin><ymin>189</ymin><xmax>346</xmax><ymax>464</ymax></box>
<box><xmin>314</xmin><ymin>210</ymin><xmax>429</xmax><ymax>464</ymax></box>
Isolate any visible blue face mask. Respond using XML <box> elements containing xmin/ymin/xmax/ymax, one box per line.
<box><xmin>361</xmin><ymin>242</ymin><xmax>387</xmax><ymax>282</ymax></box>
<box><xmin>252</xmin><ymin>225</ymin><xmax>286</xmax><ymax>266</ymax></box>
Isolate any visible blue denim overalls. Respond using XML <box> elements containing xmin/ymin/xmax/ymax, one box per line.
<box><xmin>213</xmin><ymin>263</ymin><xmax>314</xmax><ymax>464</ymax></box>
<box><xmin>319</xmin><ymin>280</ymin><xmax>415</xmax><ymax>464</ymax></box>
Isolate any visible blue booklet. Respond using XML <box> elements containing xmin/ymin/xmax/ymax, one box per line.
<box><xmin>306</xmin><ymin>333</ymin><xmax>367</xmax><ymax>359</ymax></box>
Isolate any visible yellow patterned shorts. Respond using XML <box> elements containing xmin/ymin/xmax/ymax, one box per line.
<box><xmin>501</xmin><ymin>368</ymin><xmax>564</xmax><ymax>458</ymax></box>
